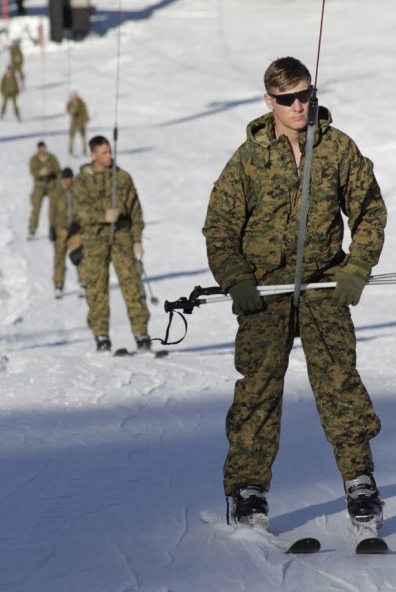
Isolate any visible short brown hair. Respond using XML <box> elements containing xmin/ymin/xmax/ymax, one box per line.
<box><xmin>264</xmin><ymin>57</ymin><xmax>311</xmax><ymax>93</ymax></box>
<box><xmin>89</xmin><ymin>135</ymin><xmax>110</xmax><ymax>152</ymax></box>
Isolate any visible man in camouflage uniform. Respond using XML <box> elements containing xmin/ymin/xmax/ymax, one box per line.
<box><xmin>9</xmin><ymin>40</ymin><xmax>24</xmax><ymax>88</ymax></box>
<box><xmin>51</xmin><ymin>167</ymin><xmax>87</xmax><ymax>299</ymax></box>
<box><xmin>202</xmin><ymin>57</ymin><xmax>387</xmax><ymax>527</ymax></box>
<box><xmin>67</xmin><ymin>91</ymin><xmax>89</xmax><ymax>156</ymax></box>
<box><xmin>1</xmin><ymin>65</ymin><xmax>20</xmax><ymax>121</ymax></box>
<box><xmin>27</xmin><ymin>141</ymin><xmax>61</xmax><ymax>240</ymax></box>
<box><xmin>72</xmin><ymin>135</ymin><xmax>151</xmax><ymax>352</ymax></box>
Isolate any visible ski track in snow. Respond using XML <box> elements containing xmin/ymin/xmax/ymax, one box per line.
<box><xmin>0</xmin><ymin>0</ymin><xmax>395</xmax><ymax>591</ymax></box>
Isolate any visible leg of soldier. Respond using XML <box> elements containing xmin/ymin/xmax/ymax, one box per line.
<box><xmin>47</xmin><ymin>187</ymin><xmax>59</xmax><ymax>230</ymax></box>
<box><xmin>12</xmin><ymin>96</ymin><xmax>20</xmax><ymax>120</ymax></box>
<box><xmin>223</xmin><ymin>297</ymin><xmax>295</xmax><ymax>496</ymax></box>
<box><xmin>299</xmin><ymin>290</ymin><xmax>380</xmax><ymax>481</ymax></box>
<box><xmin>80</xmin><ymin>126</ymin><xmax>87</xmax><ymax>154</ymax></box>
<box><xmin>84</xmin><ymin>240</ymin><xmax>111</xmax><ymax>336</ymax></box>
<box><xmin>76</xmin><ymin>252</ymin><xmax>87</xmax><ymax>285</ymax></box>
<box><xmin>111</xmin><ymin>234</ymin><xmax>150</xmax><ymax>336</ymax></box>
<box><xmin>53</xmin><ymin>237</ymin><xmax>67</xmax><ymax>287</ymax></box>
<box><xmin>1</xmin><ymin>96</ymin><xmax>8</xmax><ymax>117</ymax></box>
<box><xmin>69</xmin><ymin>123</ymin><xmax>76</xmax><ymax>154</ymax></box>
<box><xmin>28</xmin><ymin>184</ymin><xmax>45</xmax><ymax>232</ymax></box>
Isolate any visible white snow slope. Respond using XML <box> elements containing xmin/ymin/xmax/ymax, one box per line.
<box><xmin>0</xmin><ymin>1</ymin><xmax>395</xmax><ymax>590</ymax></box>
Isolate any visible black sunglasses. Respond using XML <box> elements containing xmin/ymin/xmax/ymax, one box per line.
<box><xmin>268</xmin><ymin>86</ymin><xmax>313</xmax><ymax>107</ymax></box>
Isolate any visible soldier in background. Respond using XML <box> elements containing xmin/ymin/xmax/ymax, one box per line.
<box><xmin>28</xmin><ymin>141</ymin><xmax>61</xmax><ymax>240</ymax></box>
<box><xmin>67</xmin><ymin>91</ymin><xmax>89</xmax><ymax>156</ymax></box>
<box><xmin>16</xmin><ymin>0</ymin><xmax>26</xmax><ymax>16</ymax></box>
<box><xmin>72</xmin><ymin>135</ymin><xmax>151</xmax><ymax>353</ymax></box>
<box><xmin>1</xmin><ymin>65</ymin><xmax>20</xmax><ymax>121</ymax></box>
<box><xmin>9</xmin><ymin>40</ymin><xmax>24</xmax><ymax>88</ymax></box>
<box><xmin>52</xmin><ymin>167</ymin><xmax>87</xmax><ymax>300</ymax></box>
<box><xmin>203</xmin><ymin>57</ymin><xmax>387</xmax><ymax>527</ymax></box>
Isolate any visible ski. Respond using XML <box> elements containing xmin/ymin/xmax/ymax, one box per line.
<box><xmin>286</xmin><ymin>537</ymin><xmax>321</xmax><ymax>554</ymax></box>
<box><xmin>350</xmin><ymin>514</ymin><xmax>389</xmax><ymax>554</ymax></box>
<box><xmin>200</xmin><ymin>511</ymin><xmax>321</xmax><ymax>554</ymax></box>
<box><xmin>114</xmin><ymin>347</ymin><xmax>169</xmax><ymax>359</ymax></box>
<box><xmin>355</xmin><ymin>537</ymin><xmax>388</xmax><ymax>554</ymax></box>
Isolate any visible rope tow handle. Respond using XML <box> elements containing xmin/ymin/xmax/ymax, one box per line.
<box><xmin>293</xmin><ymin>0</ymin><xmax>326</xmax><ymax>306</ymax></box>
<box><xmin>110</xmin><ymin>1</ymin><xmax>122</xmax><ymax>245</ymax></box>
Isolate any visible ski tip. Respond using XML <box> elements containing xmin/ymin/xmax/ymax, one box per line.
<box><xmin>286</xmin><ymin>537</ymin><xmax>321</xmax><ymax>554</ymax></box>
<box><xmin>355</xmin><ymin>537</ymin><xmax>389</xmax><ymax>554</ymax></box>
<box><xmin>114</xmin><ymin>347</ymin><xmax>129</xmax><ymax>357</ymax></box>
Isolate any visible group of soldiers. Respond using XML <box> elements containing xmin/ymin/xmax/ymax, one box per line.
<box><xmin>27</xmin><ymin>135</ymin><xmax>151</xmax><ymax>355</ymax></box>
<box><xmin>5</xmin><ymin>37</ymin><xmax>147</xmax><ymax>355</ymax></box>
<box><xmin>1</xmin><ymin>40</ymin><xmax>24</xmax><ymax>120</ymax></box>
<box><xmin>1</xmin><ymin>39</ymin><xmax>89</xmax><ymax>155</ymax></box>
<box><xmin>10</xmin><ymin>40</ymin><xmax>391</xmax><ymax>531</ymax></box>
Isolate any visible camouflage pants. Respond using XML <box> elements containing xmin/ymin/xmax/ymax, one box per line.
<box><xmin>1</xmin><ymin>95</ymin><xmax>20</xmax><ymax>119</ymax></box>
<box><xmin>29</xmin><ymin>183</ymin><xmax>58</xmax><ymax>232</ymax></box>
<box><xmin>68</xmin><ymin>124</ymin><xmax>87</xmax><ymax>154</ymax></box>
<box><xmin>53</xmin><ymin>235</ymin><xmax>86</xmax><ymax>287</ymax></box>
<box><xmin>84</xmin><ymin>233</ymin><xmax>150</xmax><ymax>337</ymax></box>
<box><xmin>224</xmin><ymin>291</ymin><xmax>380</xmax><ymax>496</ymax></box>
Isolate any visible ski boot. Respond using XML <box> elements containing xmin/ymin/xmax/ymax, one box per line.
<box><xmin>345</xmin><ymin>474</ymin><xmax>383</xmax><ymax>531</ymax></box>
<box><xmin>54</xmin><ymin>284</ymin><xmax>63</xmax><ymax>299</ymax></box>
<box><xmin>229</xmin><ymin>485</ymin><xmax>269</xmax><ymax>527</ymax></box>
<box><xmin>135</xmin><ymin>334</ymin><xmax>151</xmax><ymax>354</ymax></box>
<box><xmin>95</xmin><ymin>335</ymin><xmax>112</xmax><ymax>352</ymax></box>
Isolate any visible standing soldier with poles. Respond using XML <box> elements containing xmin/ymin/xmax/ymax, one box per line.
<box><xmin>67</xmin><ymin>91</ymin><xmax>89</xmax><ymax>156</ymax></box>
<box><xmin>9</xmin><ymin>40</ymin><xmax>25</xmax><ymax>88</ymax></box>
<box><xmin>27</xmin><ymin>141</ymin><xmax>61</xmax><ymax>240</ymax></box>
<box><xmin>1</xmin><ymin>65</ymin><xmax>20</xmax><ymax>121</ymax></box>
<box><xmin>52</xmin><ymin>167</ymin><xmax>87</xmax><ymax>299</ymax></box>
<box><xmin>202</xmin><ymin>56</ymin><xmax>387</xmax><ymax>531</ymax></box>
<box><xmin>72</xmin><ymin>135</ymin><xmax>151</xmax><ymax>353</ymax></box>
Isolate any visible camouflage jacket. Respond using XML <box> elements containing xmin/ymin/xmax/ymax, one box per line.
<box><xmin>10</xmin><ymin>45</ymin><xmax>23</xmax><ymax>68</ymax></box>
<box><xmin>53</xmin><ymin>185</ymin><xmax>75</xmax><ymax>231</ymax></box>
<box><xmin>202</xmin><ymin>108</ymin><xmax>387</xmax><ymax>291</ymax></box>
<box><xmin>1</xmin><ymin>73</ymin><xmax>19</xmax><ymax>97</ymax></box>
<box><xmin>67</xmin><ymin>98</ymin><xmax>89</xmax><ymax>127</ymax></box>
<box><xmin>29</xmin><ymin>152</ymin><xmax>61</xmax><ymax>184</ymax></box>
<box><xmin>72</xmin><ymin>163</ymin><xmax>144</xmax><ymax>242</ymax></box>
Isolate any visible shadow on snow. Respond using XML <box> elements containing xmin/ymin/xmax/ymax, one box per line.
<box><xmin>0</xmin><ymin>392</ymin><xmax>394</xmax><ymax>590</ymax></box>
<box><xmin>158</xmin><ymin>95</ymin><xmax>263</xmax><ymax>127</ymax></box>
<box><xmin>91</xmin><ymin>0</ymin><xmax>180</xmax><ymax>36</ymax></box>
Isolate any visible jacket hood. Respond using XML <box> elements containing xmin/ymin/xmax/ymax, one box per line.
<box><xmin>79</xmin><ymin>161</ymin><xmax>118</xmax><ymax>175</ymax></box>
<box><xmin>246</xmin><ymin>106</ymin><xmax>333</xmax><ymax>149</ymax></box>
<box><xmin>79</xmin><ymin>163</ymin><xmax>95</xmax><ymax>175</ymax></box>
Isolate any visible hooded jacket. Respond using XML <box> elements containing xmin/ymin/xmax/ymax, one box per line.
<box><xmin>202</xmin><ymin>107</ymin><xmax>387</xmax><ymax>291</ymax></box>
<box><xmin>1</xmin><ymin>72</ymin><xmax>19</xmax><ymax>97</ymax></box>
<box><xmin>72</xmin><ymin>162</ymin><xmax>144</xmax><ymax>243</ymax></box>
<box><xmin>29</xmin><ymin>152</ymin><xmax>61</xmax><ymax>185</ymax></box>
<box><xmin>67</xmin><ymin>97</ymin><xmax>89</xmax><ymax>128</ymax></box>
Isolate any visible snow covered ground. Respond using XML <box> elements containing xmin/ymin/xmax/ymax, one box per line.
<box><xmin>0</xmin><ymin>0</ymin><xmax>395</xmax><ymax>590</ymax></box>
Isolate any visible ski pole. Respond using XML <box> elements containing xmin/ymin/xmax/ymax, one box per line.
<box><xmin>165</xmin><ymin>274</ymin><xmax>396</xmax><ymax>312</ymax></box>
<box><xmin>156</xmin><ymin>273</ymin><xmax>396</xmax><ymax>346</ymax></box>
<box><xmin>140</xmin><ymin>261</ymin><xmax>159</xmax><ymax>305</ymax></box>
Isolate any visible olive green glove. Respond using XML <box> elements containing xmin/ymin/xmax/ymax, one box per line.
<box><xmin>332</xmin><ymin>258</ymin><xmax>371</xmax><ymax>306</ymax></box>
<box><xmin>228</xmin><ymin>279</ymin><xmax>265</xmax><ymax>314</ymax></box>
